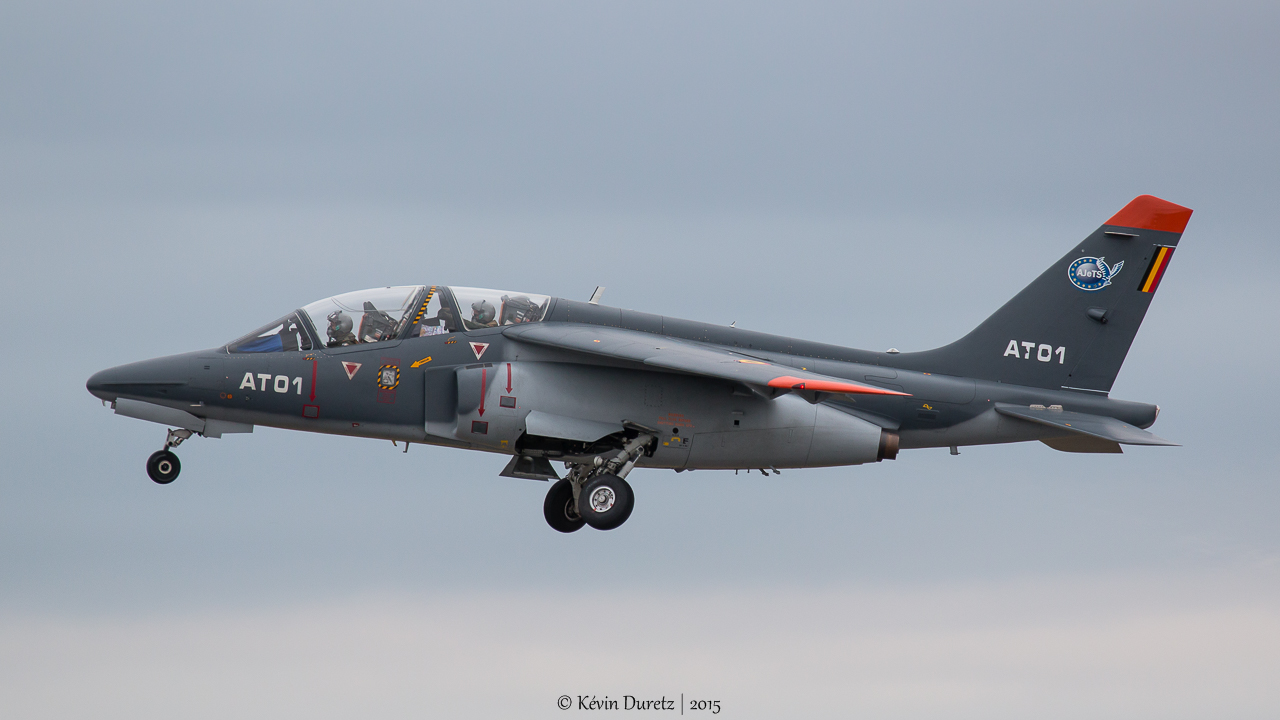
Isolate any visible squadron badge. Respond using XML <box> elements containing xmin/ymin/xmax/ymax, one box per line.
<box><xmin>1068</xmin><ymin>256</ymin><xmax>1123</xmax><ymax>292</ymax></box>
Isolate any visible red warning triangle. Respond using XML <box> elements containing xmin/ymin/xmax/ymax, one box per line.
<box><xmin>342</xmin><ymin>362</ymin><xmax>362</xmax><ymax>379</ymax></box>
<box><xmin>470</xmin><ymin>342</ymin><xmax>490</xmax><ymax>360</ymax></box>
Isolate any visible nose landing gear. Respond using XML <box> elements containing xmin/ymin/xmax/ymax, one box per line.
<box><xmin>146</xmin><ymin>450</ymin><xmax>181</xmax><ymax>484</ymax></box>
<box><xmin>146</xmin><ymin>428</ymin><xmax>191</xmax><ymax>484</ymax></box>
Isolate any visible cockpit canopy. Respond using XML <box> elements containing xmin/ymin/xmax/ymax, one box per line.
<box><xmin>302</xmin><ymin>286</ymin><xmax>423</xmax><ymax>347</ymax></box>
<box><xmin>226</xmin><ymin>285</ymin><xmax>552</xmax><ymax>353</ymax></box>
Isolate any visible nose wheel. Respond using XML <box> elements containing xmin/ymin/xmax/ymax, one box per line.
<box><xmin>146</xmin><ymin>450</ymin><xmax>181</xmax><ymax>484</ymax></box>
<box><xmin>146</xmin><ymin>428</ymin><xmax>191</xmax><ymax>484</ymax></box>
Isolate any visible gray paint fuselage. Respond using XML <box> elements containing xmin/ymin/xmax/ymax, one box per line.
<box><xmin>86</xmin><ymin>296</ymin><xmax>1159</xmax><ymax>470</ymax></box>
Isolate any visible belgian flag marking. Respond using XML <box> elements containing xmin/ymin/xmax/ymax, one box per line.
<box><xmin>1139</xmin><ymin>246</ymin><xmax>1175</xmax><ymax>294</ymax></box>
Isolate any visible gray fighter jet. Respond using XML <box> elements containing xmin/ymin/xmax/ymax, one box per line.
<box><xmin>87</xmin><ymin>195</ymin><xmax>1192</xmax><ymax>532</ymax></box>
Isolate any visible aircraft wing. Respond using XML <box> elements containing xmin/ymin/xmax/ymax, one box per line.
<box><xmin>502</xmin><ymin>324</ymin><xmax>909</xmax><ymax>398</ymax></box>
<box><xmin>994</xmin><ymin>403</ymin><xmax>1178</xmax><ymax>446</ymax></box>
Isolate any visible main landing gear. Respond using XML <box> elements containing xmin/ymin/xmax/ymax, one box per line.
<box><xmin>542</xmin><ymin>433</ymin><xmax>652</xmax><ymax>533</ymax></box>
<box><xmin>146</xmin><ymin>428</ymin><xmax>191</xmax><ymax>484</ymax></box>
<box><xmin>543</xmin><ymin>479</ymin><xmax>585</xmax><ymax>533</ymax></box>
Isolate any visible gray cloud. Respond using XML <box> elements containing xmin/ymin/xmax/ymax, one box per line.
<box><xmin>2</xmin><ymin>2</ymin><xmax>1277</xmax><ymax>212</ymax></box>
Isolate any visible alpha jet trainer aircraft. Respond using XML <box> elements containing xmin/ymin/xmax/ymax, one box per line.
<box><xmin>88</xmin><ymin>195</ymin><xmax>1192</xmax><ymax>532</ymax></box>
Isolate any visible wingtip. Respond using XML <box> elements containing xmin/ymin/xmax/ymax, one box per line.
<box><xmin>1105</xmin><ymin>195</ymin><xmax>1193</xmax><ymax>234</ymax></box>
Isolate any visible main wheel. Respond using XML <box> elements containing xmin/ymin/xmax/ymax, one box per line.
<box><xmin>146</xmin><ymin>450</ymin><xmax>180</xmax><ymax>484</ymax></box>
<box><xmin>543</xmin><ymin>478</ymin><xmax>585</xmax><ymax>533</ymax></box>
<box><xmin>579</xmin><ymin>474</ymin><xmax>634</xmax><ymax>531</ymax></box>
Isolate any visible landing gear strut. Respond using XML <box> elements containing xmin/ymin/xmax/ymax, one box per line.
<box><xmin>146</xmin><ymin>428</ymin><xmax>191</xmax><ymax>484</ymax></box>
<box><xmin>541</xmin><ymin>432</ymin><xmax>652</xmax><ymax>532</ymax></box>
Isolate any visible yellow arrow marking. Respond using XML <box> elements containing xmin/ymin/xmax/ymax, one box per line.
<box><xmin>410</xmin><ymin>357</ymin><xmax>433</xmax><ymax>368</ymax></box>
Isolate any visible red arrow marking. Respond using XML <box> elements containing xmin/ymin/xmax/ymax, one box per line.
<box><xmin>506</xmin><ymin>363</ymin><xmax>512</xmax><ymax>393</ymax></box>
<box><xmin>309</xmin><ymin>359</ymin><xmax>317</xmax><ymax>401</ymax></box>
<box><xmin>479</xmin><ymin>367</ymin><xmax>487</xmax><ymax>416</ymax></box>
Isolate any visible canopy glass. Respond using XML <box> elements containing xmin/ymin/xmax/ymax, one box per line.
<box><xmin>226</xmin><ymin>285</ymin><xmax>552</xmax><ymax>353</ymax></box>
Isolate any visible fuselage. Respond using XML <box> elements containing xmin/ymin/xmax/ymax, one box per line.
<box><xmin>86</xmin><ymin>293</ymin><xmax>1159</xmax><ymax>471</ymax></box>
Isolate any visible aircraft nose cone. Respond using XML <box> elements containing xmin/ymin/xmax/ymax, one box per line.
<box><xmin>85</xmin><ymin>354</ymin><xmax>199</xmax><ymax>402</ymax></box>
<box><xmin>85</xmin><ymin>367</ymin><xmax>116</xmax><ymax>400</ymax></box>
<box><xmin>87</xmin><ymin>362</ymin><xmax>159</xmax><ymax>402</ymax></box>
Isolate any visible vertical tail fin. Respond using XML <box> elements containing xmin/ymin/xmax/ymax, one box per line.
<box><xmin>899</xmin><ymin>195</ymin><xmax>1193</xmax><ymax>393</ymax></box>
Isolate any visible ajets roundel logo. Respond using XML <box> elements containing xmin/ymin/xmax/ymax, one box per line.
<box><xmin>1068</xmin><ymin>256</ymin><xmax>1123</xmax><ymax>292</ymax></box>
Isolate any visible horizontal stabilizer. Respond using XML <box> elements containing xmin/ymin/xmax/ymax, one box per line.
<box><xmin>1041</xmin><ymin>435</ymin><xmax>1123</xmax><ymax>454</ymax></box>
<box><xmin>994</xmin><ymin>403</ymin><xmax>1177</xmax><ymax>446</ymax></box>
<box><xmin>504</xmin><ymin>324</ymin><xmax>910</xmax><ymax>398</ymax></box>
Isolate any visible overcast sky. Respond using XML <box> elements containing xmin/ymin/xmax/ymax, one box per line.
<box><xmin>2</xmin><ymin>2</ymin><xmax>1279</xmax><ymax>718</ymax></box>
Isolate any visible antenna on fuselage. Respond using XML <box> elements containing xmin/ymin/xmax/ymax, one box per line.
<box><xmin>588</xmin><ymin>286</ymin><xmax>605</xmax><ymax>305</ymax></box>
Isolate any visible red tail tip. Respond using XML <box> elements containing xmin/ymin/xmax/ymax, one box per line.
<box><xmin>1105</xmin><ymin>195</ymin><xmax>1193</xmax><ymax>234</ymax></box>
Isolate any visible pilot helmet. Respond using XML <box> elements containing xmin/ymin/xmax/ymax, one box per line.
<box><xmin>327</xmin><ymin>311</ymin><xmax>353</xmax><ymax>337</ymax></box>
<box><xmin>471</xmin><ymin>299</ymin><xmax>496</xmax><ymax>324</ymax></box>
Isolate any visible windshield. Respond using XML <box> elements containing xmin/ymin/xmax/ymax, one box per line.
<box><xmin>227</xmin><ymin>312</ymin><xmax>313</xmax><ymax>353</ymax></box>
<box><xmin>301</xmin><ymin>286</ymin><xmax>424</xmax><ymax>348</ymax></box>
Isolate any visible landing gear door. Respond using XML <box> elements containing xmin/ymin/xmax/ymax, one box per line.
<box><xmin>423</xmin><ymin>366</ymin><xmax>458</xmax><ymax>440</ymax></box>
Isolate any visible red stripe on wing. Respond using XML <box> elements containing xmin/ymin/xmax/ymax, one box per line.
<box><xmin>766</xmin><ymin>375</ymin><xmax>911</xmax><ymax>396</ymax></box>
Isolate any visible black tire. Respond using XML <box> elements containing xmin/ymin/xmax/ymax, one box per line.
<box><xmin>543</xmin><ymin>478</ymin><xmax>585</xmax><ymax>533</ymax></box>
<box><xmin>146</xmin><ymin>450</ymin><xmax>180</xmax><ymax>484</ymax></box>
<box><xmin>579</xmin><ymin>474</ymin><xmax>634</xmax><ymax>531</ymax></box>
